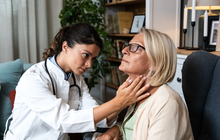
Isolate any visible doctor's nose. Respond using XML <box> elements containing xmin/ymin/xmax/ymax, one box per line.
<box><xmin>85</xmin><ymin>60</ymin><xmax>92</xmax><ymax>68</ymax></box>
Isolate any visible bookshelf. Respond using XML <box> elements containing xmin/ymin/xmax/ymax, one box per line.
<box><xmin>103</xmin><ymin>0</ymin><xmax>145</xmax><ymax>102</ymax></box>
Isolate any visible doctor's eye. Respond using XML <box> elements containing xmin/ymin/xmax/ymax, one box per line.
<box><xmin>83</xmin><ymin>53</ymin><xmax>89</xmax><ymax>58</ymax></box>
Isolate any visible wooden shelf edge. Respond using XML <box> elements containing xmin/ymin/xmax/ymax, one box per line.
<box><xmin>108</xmin><ymin>33</ymin><xmax>135</xmax><ymax>37</ymax></box>
<box><xmin>106</xmin><ymin>58</ymin><xmax>122</xmax><ymax>63</ymax></box>
<box><xmin>105</xmin><ymin>83</ymin><xmax>119</xmax><ymax>89</ymax></box>
<box><xmin>176</xmin><ymin>48</ymin><xmax>195</xmax><ymax>55</ymax></box>
<box><xmin>176</xmin><ymin>48</ymin><xmax>220</xmax><ymax>57</ymax></box>
<box><xmin>105</xmin><ymin>2</ymin><xmax>117</xmax><ymax>6</ymax></box>
<box><xmin>105</xmin><ymin>0</ymin><xmax>145</xmax><ymax>6</ymax></box>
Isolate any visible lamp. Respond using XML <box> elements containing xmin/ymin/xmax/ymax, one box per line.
<box><xmin>185</xmin><ymin>0</ymin><xmax>220</xmax><ymax>50</ymax></box>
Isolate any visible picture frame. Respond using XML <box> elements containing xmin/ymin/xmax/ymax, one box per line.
<box><xmin>216</xmin><ymin>15</ymin><xmax>220</xmax><ymax>52</ymax></box>
<box><xmin>209</xmin><ymin>20</ymin><xmax>219</xmax><ymax>45</ymax></box>
<box><xmin>206</xmin><ymin>15</ymin><xmax>219</xmax><ymax>51</ymax></box>
<box><xmin>130</xmin><ymin>15</ymin><xmax>145</xmax><ymax>34</ymax></box>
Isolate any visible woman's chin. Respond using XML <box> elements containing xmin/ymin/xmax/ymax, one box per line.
<box><xmin>119</xmin><ymin>65</ymin><xmax>127</xmax><ymax>73</ymax></box>
<box><xmin>118</xmin><ymin>65</ymin><xmax>124</xmax><ymax>71</ymax></box>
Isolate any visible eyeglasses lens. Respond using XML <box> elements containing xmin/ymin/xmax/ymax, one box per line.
<box><xmin>122</xmin><ymin>43</ymin><xmax>140</xmax><ymax>52</ymax></box>
<box><xmin>130</xmin><ymin>44</ymin><xmax>138</xmax><ymax>52</ymax></box>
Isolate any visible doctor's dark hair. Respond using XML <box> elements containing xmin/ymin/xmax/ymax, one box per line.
<box><xmin>42</xmin><ymin>23</ymin><xmax>103</xmax><ymax>60</ymax></box>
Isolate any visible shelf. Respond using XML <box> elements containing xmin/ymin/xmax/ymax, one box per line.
<box><xmin>176</xmin><ymin>48</ymin><xmax>220</xmax><ymax>57</ymax></box>
<box><xmin>108</xmin><ymin>34</ymin><xmax>135</xmax><ymax>37</ymax></box>
<box><xmin>105</xmin><ymin>83</ymin><xmax>119</xmax><ymax>90</ymax></box>
<box><xmin>105</xmin><ymin>0</ymin><xmax>145</xmax><ymax>6</ymax></box>
<box><xmin>106</xmin><ymin>58</ymin><xmax>122</xmax><ymax>63</ymax></box>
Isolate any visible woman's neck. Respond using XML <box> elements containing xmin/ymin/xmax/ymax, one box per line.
<box><xmin>129</xmin><ymin>74</ymin><xmax>160</xmax><ymax>104</ymax></box>
<box><xmin>56</xmin><ymin>53</ymin><xmax>71</xmax><ymax>74</ymax></box>
<box><xmin>129</xmin><ymin>73</ymin><xmax>150</xmax><ymax>86</ymax></box>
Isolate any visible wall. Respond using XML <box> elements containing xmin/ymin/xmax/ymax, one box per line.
<box><xmin>46</xmin><ymin>0</ymin><xmax>63</xmax><ymax>44</ymax></box>
<box><xmin>145</xmin><ymin>0</ymin><xmax>181</xmax><ymax>47</ymax></box>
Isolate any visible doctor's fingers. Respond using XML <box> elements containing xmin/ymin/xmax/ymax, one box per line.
<box><xmin>122</xmin><ymin>75</ymin><xmax>145</xmax><ymax>91</ymax></box>
<box><xmin>131</xmin><ymin>76</ymin><xmax>147</xmax><ymax>92</ymax></box>
<box><xmin>135</xmin><ymin>84</ymin><xmax>151</xmax><ymax>99</ymax></box>
<box><xmin>117</xmin><ymin>76</ymin><xmax>143</xmax><ymax>97</ymax></box>
<box><xmin>118</xmin><ymin>77</ymin><xmax>132</xmax><ymax>90</ymax></box>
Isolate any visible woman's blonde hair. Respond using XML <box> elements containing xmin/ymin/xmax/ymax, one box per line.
<box><xmin>139</xmin><ymin>28</ymin><xmax>177</xmax><ymax>86</ymax></box>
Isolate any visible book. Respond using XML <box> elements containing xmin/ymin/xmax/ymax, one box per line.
<box><xmin>117</xmin><ymin>11</ymin><xmax>134</xmax><ymax>34</ymax></box>
<box><xmin>115</xmin><ymin>39</ymin><xmax>127</xmax><ymax>59</ymax></box>
<box><xmin>107</xmin><ymin>15</ymin><xmax>113</xmax><ymax>34</ymax></box>
<box><xmin>113</xmin><ymin>15</ymin><xmax>120</xmax><ymax>34</ymax></box>
<box><xmin>116</xmin><ymin>68</ymin><xmax>128</xmax><ymax>85</ymax></box>
<box><xmin>110</xmin><ymin>43</ymin><xmax>117</xmax><ymax>58</ymax></box>
<box><xmin>112</xmin><ymin>15</ymin><xmax>117</xmax><ymax>34</ymax></box>
<box><xmin>113</xmin><ymin>39</ymin><xmax>128</xmax><ymax>59</ymax></box>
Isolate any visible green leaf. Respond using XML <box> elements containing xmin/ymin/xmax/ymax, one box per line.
<box><xmin>59</xmin><ymin>0</ymin><xmax>111</xmax><ymax>91</ymax></box>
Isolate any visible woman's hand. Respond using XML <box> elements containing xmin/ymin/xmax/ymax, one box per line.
<box><xmin>114</xmin><ymin>76</ymin><xmax>151</xmax><ymax>109</ymax></box>
<box><xmin>95</xmin><ymin>126</ymin><xmax>120</xmax><ymax>140</ymax></box>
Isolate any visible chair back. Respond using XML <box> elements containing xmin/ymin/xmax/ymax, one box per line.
<box><xmin>182</xmin><ymin>50</ymin><xmax>220</xmax><ymax>140</ymax></box>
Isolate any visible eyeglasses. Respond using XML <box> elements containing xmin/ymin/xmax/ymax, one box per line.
<box><xmin>122</xmin><ymin>43</ymin><xmax>145</xmax><ymax>53</ymax></box>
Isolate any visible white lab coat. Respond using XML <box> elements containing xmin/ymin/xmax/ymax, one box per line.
<box><xmin>4</xmin><ymin>59</ymin><xmax>116</xmax><ymax>140</ymax></box>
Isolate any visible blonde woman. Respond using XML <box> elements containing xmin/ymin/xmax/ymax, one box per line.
<box><xmin>96</xmin><ymin>28</ymin><xmax>194</xmax><ymax>140</ymax></box>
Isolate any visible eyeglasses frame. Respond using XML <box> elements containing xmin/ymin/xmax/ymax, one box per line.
<box><xmin>122</xmin><ymin>43</ymin><xmax>145</xmax><ymax>53</ymax></box>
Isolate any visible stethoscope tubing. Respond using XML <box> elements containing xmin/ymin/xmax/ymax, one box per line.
<box><xmin>44</xmin><ymin>59</ymin><xmax>81</xmax><ymax>98</ymax></box>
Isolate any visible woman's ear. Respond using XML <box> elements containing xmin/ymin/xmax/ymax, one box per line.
<box><xmin>62</xmin><ymin>41</ymin><xmax>68</xmax><ymax>52</ymax></box>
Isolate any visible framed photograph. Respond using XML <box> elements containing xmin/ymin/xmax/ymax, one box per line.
<box><xmin>130</xmin><ymin>15</ymin><xmax>145</xmax><ymax>34</ymax></box>
<box><xmin>206</xmin><ymin>15</ymin><xmax>219</xmax><ymax>51</ymax></box>
<box><xmin>209</xmin><ymin>20</ymin><xmax>219</xmax><ymax>45</ymax></box>
<box><xmin>216</xmin><ymin>16</ymin><xmax>220</xmax><ymax>52</ymax></box>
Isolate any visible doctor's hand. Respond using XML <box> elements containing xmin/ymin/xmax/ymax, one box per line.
<box><xmin>93</xmin><ymin>76</ymin><xmax>150</xmax><ymax>124</ymax></box>
<box><xmin>115</xmin><ymin>75</ymin><xmax>151</xmax><ymax>109</ymax></box>
<box><xmin>95</xmin><ymin>126</ymin><xmax>120</xmax><ymax>140</ymax></box>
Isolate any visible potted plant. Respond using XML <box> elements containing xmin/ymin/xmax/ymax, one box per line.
<box><xmin>59</xmin><ymin>0</ymin><xmax>111</xmax><ymax>91</ymax></box>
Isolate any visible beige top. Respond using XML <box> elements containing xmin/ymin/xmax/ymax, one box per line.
<box><xmin>124</xmin><ymin>84</ymin><xmax>194</xmax><ymax>140</ymax></box>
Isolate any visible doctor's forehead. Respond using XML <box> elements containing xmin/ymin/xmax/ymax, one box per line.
<box><xmin>80</xmin><ymin>44</ymin><xmax>100</xmax><ymax>56</ymax></box>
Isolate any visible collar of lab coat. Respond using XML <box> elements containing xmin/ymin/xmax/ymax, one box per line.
<box><xmin>46</xmin><ymin>58</ymin><xmax>67</xmax><ymax>81</ymax></box>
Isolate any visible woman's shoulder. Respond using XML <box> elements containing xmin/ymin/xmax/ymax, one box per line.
<box><xmin>139</xmin><ymin>84</ymin><xmax>187</xmax><ymax>118</ymax></box>
<box><xmin>142</xmin><ymin>84</ymin><xmax>184</xmax><ymax>109</ymax></box>
<box><xmin>156</xmin><ymin>84</ymin><xmax>182</xmax><ymax>101</ymax></box>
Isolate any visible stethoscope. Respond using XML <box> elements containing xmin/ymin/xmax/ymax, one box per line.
<box><xmin>44</xmin><ymin>59</ymin><xmax>81</xmax><ymax>99</ymax></box>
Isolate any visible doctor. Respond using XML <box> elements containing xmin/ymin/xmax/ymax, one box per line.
<box><xmin>4</xmin><ymin>23</ymin><xmax>150</xmax><ymax>140</ymax></box>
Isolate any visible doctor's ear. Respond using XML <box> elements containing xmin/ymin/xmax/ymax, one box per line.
<box><xmin>62</xmin><ymin>41</ymin><xmax>68</xmax><ymax>52</ymax></box>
